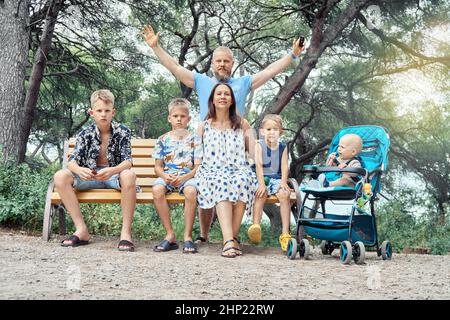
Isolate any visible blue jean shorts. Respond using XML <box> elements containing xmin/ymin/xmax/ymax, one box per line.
<box><xmin>260</xmin><ymin>177</ymin><xmax>281</xmax><ymax>196</ymax></box>
<box><xmin>153</xmin><ymin>177</ymin><xmax>197</xmax><ymax>195</ymax></box>
<box><xmin>72</xmin><ymin>167</ymin><xmax>121</xmax><ymax>191</ymax></box>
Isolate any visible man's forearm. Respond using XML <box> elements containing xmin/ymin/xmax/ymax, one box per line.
<box><xmin>152</xmin><ymin>45</ymin><xmax>179</xmax><ymax>75</ymax></box>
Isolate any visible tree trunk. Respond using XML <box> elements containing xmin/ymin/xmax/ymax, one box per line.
<box><xmin>0</xmin><ymin>0</ymin><xmax>29</xmax><ymax>163</ymax></box>
<box><xmin>18</xmin><ymin>0</ymin><xmax>65</xmax><ymax>163</ymax></box>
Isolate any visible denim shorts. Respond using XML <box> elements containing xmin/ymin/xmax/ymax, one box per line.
<box><xmin>72</xmin><ymin>167</ymin><xmax>121</xmax><ymax>191</ymax></box>
<box><xmin>258</xmin><ymin>177</ymin><xmax>281</xmax><ymax>196</ymax></box>
<box><xmin>153</xmin><ymin>177</ymin><xmax>197</xmax><ymax>195</ymax></box>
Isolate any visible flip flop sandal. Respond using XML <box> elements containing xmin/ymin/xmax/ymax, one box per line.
<box><xmin>61</xmin><ymin>235</ymin><xmax>89</xmax><ymax>247</ymax></box>
<box><xmin>153</xmin><ymin>239</ymin><xmax>179</xmax><ymax>252</ymax></box>
<box><xmin>117</xmin><ymin>240</ymin><xmax>135</xmax><ymax>252</ymax></box>
<box><xmin>182</xmin><ymin>240</ymin><xmax>198</xmax><ymax>254</ymax></box>
<box><xmin>194</xmin><ymin>236</ymin><xmax>208</xmax><ymax>244</ymax></box>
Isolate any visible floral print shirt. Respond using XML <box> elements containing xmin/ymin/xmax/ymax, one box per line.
<box><xmin>153</xmin><ymin>132</ymin><xmax>203</xmax><ymax>175</ymax></box>
<box><xmin>68</xmin><ymin>121</ymin><xmax>132</xmax><ymax>169</ymax></box>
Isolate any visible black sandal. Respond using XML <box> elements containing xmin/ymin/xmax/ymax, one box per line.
<box><xmin>233</xmin><ymin>237</ymin><xmax>243</xmax><ymax>256</ymax></box>
<box><xmin>194</xmin><ymin>236</ymin><xmax>208</xmax><ymax>244</ymax></box>
<box><xmin>221</xmin><ymin>239</ymin><xmax>237</xmax><ymax>258</ymax></box>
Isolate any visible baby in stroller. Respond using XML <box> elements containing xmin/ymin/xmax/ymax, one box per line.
<box><xmin>310</xmin><ymin>133</ymin><xmax>363</xmax><ymax>188</ymax></box>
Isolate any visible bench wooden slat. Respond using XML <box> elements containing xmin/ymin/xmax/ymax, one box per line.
<box><xmin>51</xmin><ymin>191</ymin><xmax>184</xmax><ymax>204</ymax></box>
<box><xmin>50</xmin><ymin>190</ymin><xmax>295</xmax><ymax>204</ymax></box>
<box><xmin>132</xmin><ymin>158</ymin><xmax>155</xmax><ymax>167</ymax></box>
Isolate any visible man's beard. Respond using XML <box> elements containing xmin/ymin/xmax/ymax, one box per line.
<box><xmin>214</xmin><ymin>71</ymin><xmax>231</xmax><ymax>82</ymax></box>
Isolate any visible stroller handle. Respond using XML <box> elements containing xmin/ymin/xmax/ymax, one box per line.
<box><xmin>302</xmin><ymin>165</ymin><xmax>367</xmax><ymax>177</ymax></box>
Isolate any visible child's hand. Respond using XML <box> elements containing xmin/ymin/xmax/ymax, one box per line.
<box><xmin>279</xmin><ymin>182</ymin><xmax>291</xmax><ymax>192</ymax></box>
<box><xmin>163</xmin><ymin>173</ymin><xmax>177</xmax><ymax>184</ymax></box>
<box><xmin>141</xmin><ymin>25</ymin><xmax>159</xmax><ymax>49</ymax></box>
<box><xmin>78</xmin><ymin>168</ymin><xmax>95</xmax><ymax>180</ymax></box>
<box><xmin>326</xmin><ymin>153</ymin><xmax>337</xmax><ymax>166</ymax></box>
<box><xmin>94</xmin><ymin>168</ymin><xmax>115</xmax><ymax>181</ymax></box>
<box><xmin>255</xmin><ymin>185</ymin><xmax>268</xmax><ymax>198</ymax></box>
<box><xmin>171</xmin><ymin>174</ymin><xmax>188</xmax><ymax>187</ymax></box>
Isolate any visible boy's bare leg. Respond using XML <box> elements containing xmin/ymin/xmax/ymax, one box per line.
<box><xmin>53</xmin><ymin>169</ymin><xmax>90</xmax><ymax>243</ymax></box>
<box><xmin>215</xmin><ymin>201</ymin><xmax>235</xmax><ymax>256</ymax></box>
<box><xmin>182</xmin><ymin>186</ymin><xmax>197</xmax><ymax>242</ymax></box>
<box><xmin>197</xmin><ymin>208</ymin><xmax>213</xmax><ymax>242</ymax></box>
<box><xmin>153</xmin><ymin>185</ymin><xmax>176</xmax><ymax>245</ymax></box>
<box><xmin>119</xmin><ymin>170</ymin><xmax>136</xmax><ymax>246</ymax></box>
<box><xmin>276</xmin><ymin>190</ymin><xmax>291</xmax><ymax>235</ymax></box>
<box><xmin>252</xmin><ymin>196</ymin><xmax>267</xmax><ymax>225</ymax></box>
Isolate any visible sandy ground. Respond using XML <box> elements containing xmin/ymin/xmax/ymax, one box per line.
<box><xmin>1</xmin><ymin>229</ymin><xmax>449</xmax><ymax>300</ymax></box>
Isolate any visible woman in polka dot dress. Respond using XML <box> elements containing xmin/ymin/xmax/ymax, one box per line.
<box><xmin>195</xmin><ymin>83</ymin><xmax>257</xmax><ymax>258</ymax></box>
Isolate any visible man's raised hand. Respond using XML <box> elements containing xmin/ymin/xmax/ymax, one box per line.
<box><xmin>141</xmin><ymin>25</ymin><xmax>160</xmax><ymax>49</ymax></box>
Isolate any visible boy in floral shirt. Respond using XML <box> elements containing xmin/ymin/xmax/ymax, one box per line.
<box><xmin>54</xmin><ymin>89</ymin><xmax>137</xmax><ymax>251</ymax></box>
<box><xmin>152</xmin><ymin>98</ymin><xmax>202</xmax><ymax>253</ymax></box>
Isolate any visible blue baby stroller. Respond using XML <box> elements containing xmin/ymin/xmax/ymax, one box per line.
<box><xmin>287</xmin><ymin>125</ymin><xmax>392</xmax><ymax>264</ymax></box>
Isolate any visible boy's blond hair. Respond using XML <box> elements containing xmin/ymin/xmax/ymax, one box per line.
<box><xmin>168</xmin><ymin>98</ymin><xmax>191</xmax><ymax>114</ymax></box>
<box><xmin>261</xmin><ymin>114</ymin><xmax>283</xmax><ymax>131</ymax></box>
<box><xmin>91</xmin><ymin>89</ymin><xmax>115</xmax><ymax>108</ymax></box>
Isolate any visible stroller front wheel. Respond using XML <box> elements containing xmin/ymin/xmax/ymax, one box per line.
<box><xmin>340</xmin><ymin>241</ymin><xmax>352</xmax><ymax>265</ymax></box>
<box><xmin>287</xmin><ymin>238</ymin><xmax>297</xmax><ymax>260</ymax></box>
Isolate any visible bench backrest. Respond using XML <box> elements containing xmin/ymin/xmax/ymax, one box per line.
<box><xmin>67</xmin><ymin>138</ymin><xmax>158</xmax><ymax>192</ymax></box>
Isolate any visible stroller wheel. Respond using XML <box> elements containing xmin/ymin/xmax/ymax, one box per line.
<box><xmin>381</xmin><ymin>240</ymin><xmax>392</xmax><ymax>260</ymax></box>
<box><xmin>287</xmin><ymin>238</ymin><xmax>297</xmax><ymax>260</ymax></box>
<box><xmin>353</xmin><ymin>241</ymin><xmax>366</xmax><ymax>264</ymax></box>
<box><xmin>320</xmin><ymin>240</ymin><xmax>334</xmax><ymax>255</ymax></box>
<box><xmin>340</xmin><ymin>241</ymin><xmax>352</xmax><ymax>265</ymax></box>
<box><xmin>299</xmin><ymin>239</ymin><xmax>311</xmax><ymax>259</ymax></box>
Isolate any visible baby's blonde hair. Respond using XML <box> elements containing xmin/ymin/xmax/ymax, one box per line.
<box><xmin>261</xmin><ymin>114</ymin><xmax>283</xmax><ymax>131</ymax></box>
<box><xmin>90</xmin><ymin>89</ymin><xmax>115</xmax><ymax>108</ymax></box>
<box><xmin>168</xmin><ymin>98</ymin><xmax>191</xmax><ymax>114</ymax></box>
<box><xmin>342</xmin><ymin>134</ymin><xmax>363</xmax><ymax>154</ymax></box>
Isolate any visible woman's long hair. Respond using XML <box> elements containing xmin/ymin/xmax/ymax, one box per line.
<box><xmin>206</xmin><ymin>83</ymin><xmax>242</xmax><ymax>130</ymax></box>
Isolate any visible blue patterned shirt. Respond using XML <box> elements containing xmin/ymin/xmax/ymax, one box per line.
<box><xmin>68</xmin><ymin>121</ymin><xmax>132</xmax><ymax>169</ymax></box>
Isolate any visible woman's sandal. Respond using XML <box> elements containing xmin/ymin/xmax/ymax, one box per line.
<box><xmin>233</xmin><ymin>237</ymin><xmax>243</xmax><ymax>256</ymax></box>
<box><xmin>221</xmin><ymin>239</ymin><xmax>237</xmax><ymax>258</ymax></box>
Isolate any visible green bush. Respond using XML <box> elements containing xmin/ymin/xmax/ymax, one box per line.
<box><xmin>0</xmin><ymin>161</ymin><xmax>56</xmax><ymax>232</ymax></box>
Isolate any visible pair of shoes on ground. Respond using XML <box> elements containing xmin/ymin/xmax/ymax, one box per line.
<box><xmin>153</xmin><ymin>239</ymin><xmax>198</xmax><ymax>253</ymax></box>
<box><xmin>221</xmin><ymin>238</ymin><xmax>243</xmax><ymax>258</ymax></box>
<box><xmin>61</xmin><ymin>235</ymin><xmax>135</xmax><ymax>252</ymax></box>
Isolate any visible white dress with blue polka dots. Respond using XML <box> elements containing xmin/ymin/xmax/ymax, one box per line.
<box><xmin>195</xmin><ymin>121</ymin><xmax>257</xmax><ymax>215</ymax></box>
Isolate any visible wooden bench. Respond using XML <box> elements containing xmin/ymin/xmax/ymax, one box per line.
<box><xmin>42</xmin><ymin>138</ymin><xmax>301</xmax><ymax>241</ymax></box>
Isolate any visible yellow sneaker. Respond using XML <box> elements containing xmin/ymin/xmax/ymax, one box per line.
<box><xmin>279</xmin><ymin>233</ymin><xmax>292</xmax><ymax>252</ymax></box>
<box><xmin>247</xmin><ymin>224</ymin><xmax>262</xmax><ymax>244</ymax></box>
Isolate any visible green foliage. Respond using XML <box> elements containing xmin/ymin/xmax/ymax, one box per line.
<box><xmin>0</xmin><ymin>161</ymin><xmax>56</xmax><ymax>231</ymax></box>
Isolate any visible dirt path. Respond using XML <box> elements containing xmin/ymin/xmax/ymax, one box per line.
<box><xmin>1</xmin><ymin>229</ymin><xmax>449</xmax><ymax>300</ymax></box>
